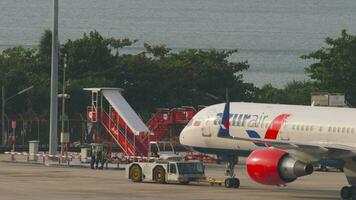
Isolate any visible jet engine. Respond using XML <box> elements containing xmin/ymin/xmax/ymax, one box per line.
<box><xmin>246</xmin><ymin>149</ymin><xmax>313</xmax><ymax>186</ymax></box>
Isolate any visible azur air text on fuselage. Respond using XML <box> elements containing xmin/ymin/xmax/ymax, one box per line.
<box><xmin>215</xmin><ymin>113</ymin><xmax>269</xmax><ymax>128</ymax></box>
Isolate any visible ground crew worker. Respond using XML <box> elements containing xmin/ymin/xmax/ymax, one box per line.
<box><xmin>90</xmin><ymin>146</ymin><xmax>97</xmax><ymax>169</ymax></box>
<box><xmin>90</xmin><ymin>146</ymin><xmax>97</xmax><ymax>170</ymax></box>
<box><xmin>96</xmin><ymin>148</ymin><xmax>102</xmax><ymax>169</ymax></box>
<box><xmin>101</xmin><ymin>149</ymin><xmax>109</xmax><ymax>169</ymax></box>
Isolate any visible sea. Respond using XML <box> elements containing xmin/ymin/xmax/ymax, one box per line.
<box><xmin>0</xmin><ymin>0</ymin><xmax>356</xmax><ymax>88</ymax></box>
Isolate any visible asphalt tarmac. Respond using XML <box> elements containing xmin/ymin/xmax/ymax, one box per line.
<box><xmin>0</xmin><ymin>158</ymin><xmax>347</xmax><ymax>200</ymax></box>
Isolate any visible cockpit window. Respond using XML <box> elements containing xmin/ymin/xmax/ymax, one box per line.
<box><xmin>187</xmin><ymin>118</ymin><xmax>194</xmax><ymax>127</ymax></box>
<box><xmin>193</xmin><ymin>121</ymin><xmax>201</xmax><ymax>126</ymax></box>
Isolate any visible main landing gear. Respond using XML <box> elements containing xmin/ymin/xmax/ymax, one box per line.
<box><xmin>224</xmin><ymin>156</ymin><xmax>240</xmax><ymax>188</ymax></box>
<box><xmin>341</xmin><ymin>186</ymin><xmax>356</xmax><ymax>200</ymax></box>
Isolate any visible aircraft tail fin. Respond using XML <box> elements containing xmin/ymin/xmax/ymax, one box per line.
<box><xmin>218</xmin><ymin>90</ymin><xmax>230</xmax><ymax>138</ymax></box>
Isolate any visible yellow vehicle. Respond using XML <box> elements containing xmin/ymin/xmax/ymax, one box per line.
<box><xmin>126</xmin><ymin>160</ymin><xmax>206</xmax><ymax>184</ymax></box>
<box><xmin>208</xmin><ymin>177</ymin><xmax>223</xmax><ymax>186</ymax></box>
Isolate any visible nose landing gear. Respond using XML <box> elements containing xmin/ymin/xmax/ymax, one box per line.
<box><xmin>224</xmin><ymin>156</ymin><xmax>240</xmax><ymax>188</ymax></box>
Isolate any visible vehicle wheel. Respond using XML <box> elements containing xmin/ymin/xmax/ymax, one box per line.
<box><xmin>130</xmin><ymin>165</ymin><xmax>142</xmax><ymax>182</ymax></box>
<box><xmin>224</xmin><ymin>178</ymin><xmax>233</xmax><ymax>188</ymax></box>
<box><xmin>233</xmin><ymin>178</ymin><xmax>240</xmax><ymax>188</ymax></box>
<box><xmin>351</xmin><ymin>186</ymin><xmax>356</xmax><ymax>200</ymax></box>
<box><xmin>341</xmin><ymin>186</ymin><xmax>351</xmax><ymax>199</ymax></box>
<box><xmin>153</xmin><ymin>166</ymin><xmax>166</xmax><ymax>184</ymax></box>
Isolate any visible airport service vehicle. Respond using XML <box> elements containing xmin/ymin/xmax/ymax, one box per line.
<box><xmin>179</xmin><ymin>101</ymin><xmax>356</xmax><ymax>199</ymax></box>
<box><xmin>126</xmin><ymin>160</ymin><xmax>206</xmax><ymax>184</ymax></box>
<box><xmin>148</xmin><ymin>141</ymin><xmax>182</xmax><ymax>160</ymax></box>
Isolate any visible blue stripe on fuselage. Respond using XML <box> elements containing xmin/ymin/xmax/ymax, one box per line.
<box><xmin>246</xmin><ymin>130</ymin><xmax>267</xmax><ymax>147</ymax></box>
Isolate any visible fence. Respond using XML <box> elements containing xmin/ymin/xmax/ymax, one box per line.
<box><xmin>2</xmin><ymin>112</ymin><xmax>87</xmax><ymax>146</ymax></box>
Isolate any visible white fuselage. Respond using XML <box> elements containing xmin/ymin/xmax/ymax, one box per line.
<box><xmin>179</xmin><ymin>102</ymin><xmax>356</xmax><ymax>157</ymax></box>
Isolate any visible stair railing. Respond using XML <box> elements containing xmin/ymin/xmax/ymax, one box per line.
<box><xmin>101</xmin><ymin>110</ymin><xmax>137</xmax><ymax>155</ymax></box>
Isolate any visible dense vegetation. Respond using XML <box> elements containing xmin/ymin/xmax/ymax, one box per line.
<box><xmin>0</xmin><ymin>30</ymin><xmax>256</xmax><ymax>119</ymax></box>
<box><xmin>256</xmin><ymin>30</ymin><xmax>356</xmax><ymax>106</ymax></box>
<box><xmin>0</xmin><ymin>29</ymin><xmax>355</xmax><ymax>142</ymax></box>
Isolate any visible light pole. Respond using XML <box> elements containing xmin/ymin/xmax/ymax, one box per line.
<box><xmin>1</xmin><ymin>86</ymin><xmax>34</xmax><ymax>146</ymax></box>
<box><xmin>59</xmin><ymin>54</ymin><xmax>70</xmax><ymax>160</ymax></box>
<box><xmin>49</xmin><ymin>0</ymin><xmax>59</xmax><ymax>156</ymax></box>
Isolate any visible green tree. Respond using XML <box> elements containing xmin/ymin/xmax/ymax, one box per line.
<box><xmin>104</xmin><ymin>37</ymin><xmax>138</xmax><ymax>56</ymax></box>
<box><xmin>38</xmin><ymin>29</ymin><xmax>52</xmax><ymax>62</ymax></box>
<box><xmin>283</xmin><ymin>81</ymin><xmax>318</xmax><ymax>105</ymax></box>
<box><xmin>0</xmin><ymin>47</ymin><xmax>37</xmax><ymax>114</ymax></box>
<box><xmin>62</xmin><ymin>31</ymin><xmax>116</xmax><ymax>80</ymax></box>
<box><xmin>144</xmin><ymin>43</ymin><xmax>171</xmax><ymax>59</ymax></box>
<box><xmin>1</xmin><ymin>30</ymin><xmax>257</xmax><ymax>120</ymax></box>
<box><xmin>113</xmin><ymin>47</ymin><xmax>256</xmax><ymax>117</ymax></box>
<box><xmin>302</xmin><ymin>29</ymin><xmax>356</xmax><ymax>105</ymax></box>
<box><xmin>257</xmin><ymin>81</ymin><xmax>318</xmax><ymax>105</ymax></box>
<box><xmin>256</xmin><ymin>84</ymin><xmax>284</xmax><ymax>104</ymax></box>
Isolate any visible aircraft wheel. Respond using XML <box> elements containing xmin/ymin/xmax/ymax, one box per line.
<box><xmin>153</xmin><ymin>166</ymin><xmax>166</xmax><ymax>184</ymax></box>
<box><xmin>224</xmin><ymin>178</ymin><xmax>233</xmax><ymax>188</ymax></box>
<box><xmin>233</xmin><ymin>178</ymin><xmax>240</xmax><ymax>188</ymax></box>
<box><xmin>130</xmin><ymin>165</ymin><xmax>142</xmax><ymax>182</ymax></box>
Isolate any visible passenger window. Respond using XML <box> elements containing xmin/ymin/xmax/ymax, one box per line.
<box><xmin>310</xmin><ymin>126</ymin><xmax>313</xmax><ymax>131</ymax></box>
<box><xmin>301</xmin><ymin>125</ymin><xmax>304</xmax><ymax>131</ymax></box>
<box><xmin>296</xmin><ymin>125</ymin><xmax>300</xmax><ymax>131</ymax></box>
<box><xmin>306</xmin><ymin>126</ymin><xmax>309</xmax><ymax>131</ymax></box>
<box><xmin>342</xmin><ymin>127</ymin><xmax>345</xmax><ymax>133</ymax></box>
<box><xmin>328</xmin><ymin>126</ymin><xmax>331</xmax><ymax>132</ymax></box>
<box><xmin>333</xmin><ymin>127</ymin><xmax>336</xmax><ymax>132</ymax></box>
<box><xmin>347</xmin><ymin>128</ymin><xmax>350</xmax><ymax>133</ymax></box>
<box><xmin>337</xmin><ymin>127</ymin><xmax>341</xmax><ymax>133</ymax></box>
<box><xmin>169</xmin><ymin>164</ymin><xmax>177</xmax><ymax>174</ymax></box>
<box><xmin>292</xmin><ymin>125</ymin><xmax>295</xmax><ymax>130</ymax></box>
<box><xmin>352</xmin><ymin>129</ymin><xmax>355</xmax><ymax>134</ymax></box>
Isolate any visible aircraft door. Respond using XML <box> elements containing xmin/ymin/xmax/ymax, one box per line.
<box><xmin>279</xmin><ymin>119</ymin><xmax>290</xmax><ymax>140</ymax></box>
<box><xmin>167</xmin><ymin>163</ymin><xmax>178</xmax><ymax>182</ymax></box>
<box><xmin>202</xmin><ymin>110</ymin><xmax>215</xmax><ymax>137</ymax></box>
<box><xmin>202</xmin><ymin>119</ymin><xmax>212</xmax><ymax>137</ymax></box>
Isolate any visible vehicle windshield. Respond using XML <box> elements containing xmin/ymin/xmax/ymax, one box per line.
<box><xmin>156</xmin><ymin>142</ymin><xmax>174</xmax><ymax>153</ymax></box>
<box><xmin>177</xmin><ymin>162</ymin><xmax>204</xmax><ymax>174</ymax></box>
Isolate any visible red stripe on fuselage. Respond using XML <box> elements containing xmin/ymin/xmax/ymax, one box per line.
<box><xmin>264</xmin><ymin>114</ymin><xmax>290</xmax><ymax>140</ymax></box>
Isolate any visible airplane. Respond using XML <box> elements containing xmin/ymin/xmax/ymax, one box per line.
<box><xmin>179</xmin><ymin>101</ymin><xmax>356</xmax><ymax>200</ymax></box>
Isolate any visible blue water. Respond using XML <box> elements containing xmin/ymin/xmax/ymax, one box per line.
<box><xmin>1</xmin><ymin>0</ymin><xmax>356</xmax><ymax>87</ymax></box>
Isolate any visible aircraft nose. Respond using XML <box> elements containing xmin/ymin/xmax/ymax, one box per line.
<box><xmin>179</xmin><ymin>128</ymin><xmax>187</xmax><ymax>145</ymax></box>
<box><xmin>179</xmin><ymin>127</ymin><xmax>195</xmax><ymax>151</ymax></box>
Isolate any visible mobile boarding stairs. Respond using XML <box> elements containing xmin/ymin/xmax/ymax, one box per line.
<box><xmin>84</xmin><ymin>88</ymin><xmax>152</xmax><ymax>157</ymax></box>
